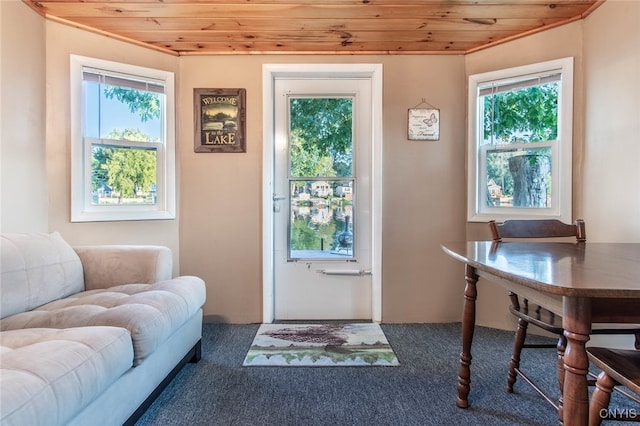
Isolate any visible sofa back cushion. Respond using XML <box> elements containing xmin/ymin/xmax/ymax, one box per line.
<box><xmin>1</xmin><ymin>232</ymin><xmax>84</xmax><ymax>319</ymax></box>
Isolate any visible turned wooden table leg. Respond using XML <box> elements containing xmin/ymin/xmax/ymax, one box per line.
<box><xmin>457</xmin><ymin>264</ymin><xmax>478</xmax><ymax>409</ymax></box>
<box><xmin>561</xmin><ymin>297</ymin><xmax>591</xmax><ymax>426</ymax></box>
<box><xmin>556</xmin><ymin>333</ymin><xmax>567</xmax><ymax>417</ymax></box>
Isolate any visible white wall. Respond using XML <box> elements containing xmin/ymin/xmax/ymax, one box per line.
<box><xmin>464</xmin><ymin>21</ymin><xmax>585</xmax><ymax>330</ymax></box>
<box><xmin>463</xmin><ymin>0</ymin><xmax>640</xmax><ymax>333</ymax></box>
<box><xmin>2</xmin><ymin>0</ymin><xmax>637</xmax><ymax>326</ymax></box>
<box><xmin>3</xmin><ymin>8</ymin><xmax>467</xmax><ymax>323</ymax></box>
<box><xmin>581</xmin><ymin>0</ymin><xmax>639</xmax><ymax>348</ymax></box>
<box><xmin>41</xmin><ymin>20</ymin><xmax>182</xmax><ymax>273</ymax></box>
<box><xmin>0</xmin><ymin>0</ymin><xmax>48</xmax><ymax>233</ymax></box>
<box><xmin>177</xmin><ymin>55</ymin><xmax>467</xmax><ymax>323</ymax></box>
<box><xmin>582</xmin><ymin>0</ymin><xmax>640</xmax><ymax>243</ymax></box>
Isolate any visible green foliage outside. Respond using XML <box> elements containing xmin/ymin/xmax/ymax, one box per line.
<box><xmin>290</xmin><ymin>214</ymin><xmax>337</xmax><ymax>251</ymax></box>
<box><xmin>91</xmin><ymin>87</ymin><xmax>160</xmax><ymax>204</ymax></box>
<box><xmin>289</xmin><ymin>98</ymin><xmax>353</xmax><ymax>177</ymax></box>
<box><xmin>483</xmin><ymin>84</ymin><xmax>558</xmax><ymax>143</ymax></box>
<box><xmin>483</xmin><ymin>83</ymin><xmax>557</xmax><ymax>204</ymax></box>
<box><xmin>103</xmin><ymin>86</ymin><xmax>161</xmax><ymax>123</ymax></box>
<box><xmin>288</xmin><ymin>97</ymin><xmax>354</xmax><ymax>254</ymax></box>
<box><xmin>289</xmin><ymin>130</ymin><xmax>336</xmax><ymax>196</ymax></box>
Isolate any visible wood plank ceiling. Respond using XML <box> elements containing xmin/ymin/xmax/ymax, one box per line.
<box><xmin>23</xmin><ymin>0</ymin><xmax>603</xmax><ymax>56</ymax></box>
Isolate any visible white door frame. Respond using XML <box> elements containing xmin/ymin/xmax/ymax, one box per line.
<box><xmin>262</xmin><ymin>63</ymin><xmax>383</xmax><ymax>323</ymax></box>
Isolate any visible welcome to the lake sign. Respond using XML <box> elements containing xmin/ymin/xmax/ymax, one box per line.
<box><xmin>194</xmin><ymin>88</ymin><xmax>246</xmax><ymax>153</ymax></box>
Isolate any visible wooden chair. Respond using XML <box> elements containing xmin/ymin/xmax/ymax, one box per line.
<box><xmin>587</xmin><ymin>347</ymin><xmax>640</xmax><ymax>425</ymax></box>
<box><xmin>488</xmin><ymin>219</ymin><xmax>640</xmax><ymax>410</ymax></box>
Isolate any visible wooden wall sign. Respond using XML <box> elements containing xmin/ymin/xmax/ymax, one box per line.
<box><xmin>194</xmin><ymin>88</ymin><xmax>246</xmax><ymax>153</ymax></box>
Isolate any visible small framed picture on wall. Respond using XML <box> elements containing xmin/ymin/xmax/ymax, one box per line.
<box><xmin>194</xmin><ymin>88</ymin><xmax>246</xmax><ymax>153</ymax></box>
<box><xmin>408</xmin><ymin>108</ymin><xmax>440</xmax><ymax>141</ymax></box>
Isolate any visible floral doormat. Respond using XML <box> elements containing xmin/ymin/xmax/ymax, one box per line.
<box><xmin>242</xmin><ymin>323</ymin><xmax>399</xmax><ymax>367</ymax></box>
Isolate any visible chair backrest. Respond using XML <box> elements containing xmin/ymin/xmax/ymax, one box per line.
<box><xmin>489</xmin><ymin>219</ymin><xmax>586</xmax><ymax>242</ymax></box>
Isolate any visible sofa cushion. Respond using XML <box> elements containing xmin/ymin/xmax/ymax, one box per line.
<box><xmin>0</xmin><ymin>276</ymin><xmax>206</xmax><ymax>365</ymax></box>
<box><xmin>74</xmin><ymin>245</ymin><xmax>173</xmax><ymax>290</ymax></box>
<box><xmin>0</xmin><ymin>327</ymin><xmax>133</xmax><ymax>426</ymax></box>
<box><xmin>1</xmin><ymin>232</ymin><xmax>84</xmax><ymax>319</ymax></box>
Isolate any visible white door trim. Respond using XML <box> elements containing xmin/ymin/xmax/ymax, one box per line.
<box><xmin>262</xmin><ymin>63</ymin><xmax>383</xmax><ymax>323</ymax></box>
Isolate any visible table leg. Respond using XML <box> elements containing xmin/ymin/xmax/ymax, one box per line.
<box><xmin>457</xmin><ymin>264</ymin><xmax>478</xmax><ymax>409</ymax></box>
<box><xmin>561</xmin><ymin>297</ymin><xmax>591</xmax><ymax>426</ymax></box>
<box><xmin>556</xmin><ymin>334</ymin><xmax>567</xmax><ymax>417</ymax></box>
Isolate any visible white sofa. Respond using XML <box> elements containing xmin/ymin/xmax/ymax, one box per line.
<box><xmin>0</xmin><ymin>232</ymin><xmax>206</xmax><ymax>426</ymax></box>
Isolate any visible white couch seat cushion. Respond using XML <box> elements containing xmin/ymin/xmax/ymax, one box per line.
<box><xmin>0</xmin><ymin>277</ymin><xmax>206</xmax><ymax>365</ymax></box>
<box><xmin>0</xmin><ymin>327</ymin><xmax>133</xmax><ymax>426</ymax></box>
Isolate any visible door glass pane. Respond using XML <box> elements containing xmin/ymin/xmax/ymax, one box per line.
<box><xmin>288</xmin><ymin>96</ymin><xmax>354</xmax><ymax>259</ymax></box>
<box><xmin>289</xmin><ymin>180</ymin><xmax>354</xmax><ymax>259</ymax></box>
<box><xmin>289</xmin><ymin>97</ymin><xmax>353</xmax><ymax>178</ymax></box>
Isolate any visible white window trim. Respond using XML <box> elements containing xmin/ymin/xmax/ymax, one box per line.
<box><xmin>70</xmin><ymin>55</ymin><xmax>176</xmax><ymax>222</ymax></box>
<box><xmin>467</xmin><ymin>57</ymin><xmax>573</xmax><ymax>223</ymax></box>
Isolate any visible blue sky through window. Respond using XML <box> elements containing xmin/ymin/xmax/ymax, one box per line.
<box><xmin>84</xmin><ymin>82</ymin><xmax>162</xmax><ymax>142</ymax></box>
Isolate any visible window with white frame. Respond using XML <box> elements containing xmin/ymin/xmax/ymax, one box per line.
<box><xmin>70</xmin><ymin>55</ymin><xmax>175</xmax><ymax>222</ymax></box>
<box><xmin>467</xmin><ymin>57</ymin><xmax>574</xmax><ymax>222</ymax></box>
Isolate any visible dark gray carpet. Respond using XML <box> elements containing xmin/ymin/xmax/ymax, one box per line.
<box><xmin>135</xmin><ymin>323</ymin><xmax>636</xmax><ymax>426</ymax></box>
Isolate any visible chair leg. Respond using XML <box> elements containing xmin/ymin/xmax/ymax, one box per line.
<box><xmin>556</xmin><ymin>334</ymin><xmax>567</xmax><ymax>413</ymax></box>
<box><xmin>589</xmin><ymin>371</ymin><xmax>616</xmax><ymax>426</ymax></box>
<box><xmin>507</xmin><ymin>317</ymin><xmax>528</xmax><ymax>393</ymax></box>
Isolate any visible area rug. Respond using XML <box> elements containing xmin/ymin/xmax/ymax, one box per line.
<box><xmin>242</xmin><ymin>323</ymin><xmax>399</xmax><ymax>367</ymax></box>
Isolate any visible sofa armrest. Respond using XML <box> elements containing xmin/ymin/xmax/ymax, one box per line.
<box><xmin>74</xmin><ymin>245</ymin><xmax>172</xmax><ymax>290</ymax></box>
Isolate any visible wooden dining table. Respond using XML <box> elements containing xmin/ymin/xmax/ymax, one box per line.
<box><xmin>441</xmin><ymin>241</ymin><xmax>640</xmax><ymax>426</ymax></box>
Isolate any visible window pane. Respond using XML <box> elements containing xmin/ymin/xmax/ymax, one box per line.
<box><xmin>289</xmin><ymin>97</ymin><xmax>353</xmax><ymax>178</ymax></box>
<box><xmin>481</xmin><ymin>81</ymin><xmax>558</xmax><ymax>146</ymax></box>
<box><xmin>289</xmin><ymin>179</ymin><xmax>354</xmax><ymax>259</ymax></box>
<box><xmin>71</xmin><ymin>55</ymin><xmax>176</xmax><ymax>222</ymax></box>
<box><xmin>83</xmin><ymin>79</ymin><xmax>163</xmax><ymax>142</ymax></box>
<box><xmin>486</xmin><ymin>146</ymin><xmax>551</xmax><ymax>208</ymax></box>
<box><xmin>468</xmin><ymin>57</ymin><xmax>572</xmax><ymax>222</ymax></box>
<box><xmin>91</xmin><ymin>145</ymin><xmax>157</xmax><ymax>206</ymax></box>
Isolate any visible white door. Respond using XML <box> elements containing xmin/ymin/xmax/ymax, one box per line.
<box><xmin>272</xmin><ymin>76</ymin><xmax>373</xmax><ymax>320</ymax></box>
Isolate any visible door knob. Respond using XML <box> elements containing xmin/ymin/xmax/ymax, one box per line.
<box><xmin>273</xmin><ymin>194</ymin><xmax>286</xmax><ymax>212</ymax></box>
